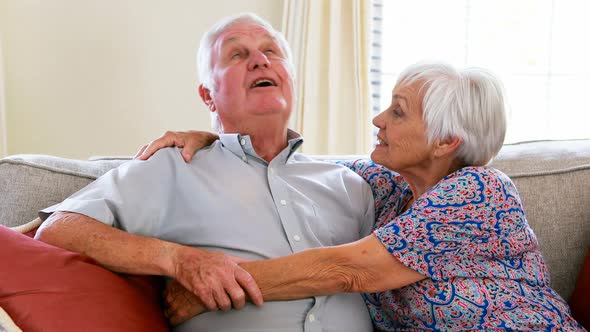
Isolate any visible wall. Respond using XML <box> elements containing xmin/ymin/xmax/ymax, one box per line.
<box><xmin>0</xmin><ymin>33</ymin><xmax>6</xmax><ymax>157</ymax></box>
<box><xmin>0</xmin><ymin>0</ymin><xmax>284</xmax><ymax>159</ymax></box>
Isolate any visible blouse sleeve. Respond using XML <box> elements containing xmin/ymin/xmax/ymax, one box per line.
<box><xmin>374</xmin><ymin>167</ymin><xmax>541</xmax><ymax>281</ymax></box>
<box><xmin>337</xmin><ymin>159</ymin><xmax>403</xmax><ymax>219</ymax></box>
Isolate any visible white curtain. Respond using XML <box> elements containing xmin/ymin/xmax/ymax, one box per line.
<box><xmin>282</xmin><ymin>0</ymin><xmax>373</xmax><ymax>155</ymax></box>
<box><xmin>0</xmin><ymin>35</ymin><xmax>7</xmax><ymax>158</ymax></box>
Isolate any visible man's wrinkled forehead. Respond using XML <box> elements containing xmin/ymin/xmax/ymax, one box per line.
<box><xmin>214</xmin><ymin>24</ymin><xmax>277</xmax><ymax>51</ymax></box>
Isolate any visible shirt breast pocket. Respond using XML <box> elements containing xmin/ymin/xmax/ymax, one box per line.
<box><xmin>290</xmin><ymin>196</ymin><xmax>335</xmax><ymax>247</ymax></box>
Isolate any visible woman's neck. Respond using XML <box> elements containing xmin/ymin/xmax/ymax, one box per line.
<box><xmin>400</xmin><ymin>158</ymin><xmax>465</xmax><ymax>203</ymax></box>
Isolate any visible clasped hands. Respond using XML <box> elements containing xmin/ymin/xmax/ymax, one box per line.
<box><xmin>166</xmin><ymin>246</ymin><xmax>263</xmax><ymax>326</ymax></box>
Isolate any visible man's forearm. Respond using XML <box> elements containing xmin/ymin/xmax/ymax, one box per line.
<box><xmin>35</xmin><ymin>212</ymin><xmax>178</xmax><ymax>276</ymax></box>
<box><xmin>37</xmin><ymin>211</ymin><xmax>264</xmax><ymax>312</ymax></box>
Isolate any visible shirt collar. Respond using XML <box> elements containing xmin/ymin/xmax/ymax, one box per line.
<box><xmin>218</xmin><ymin>129</ymin><xmax>303</xmax><ymax>165</ymax></box>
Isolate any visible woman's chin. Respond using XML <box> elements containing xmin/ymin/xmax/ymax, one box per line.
<box><xmin>370</xmin><ymin>147</ymin><xmax>387</xmax><ymax>164</ymax></box>
<box><xmin>371</xmin><ymin>148</ymin><xmax>398</xmax><ymax>171</ymax></box>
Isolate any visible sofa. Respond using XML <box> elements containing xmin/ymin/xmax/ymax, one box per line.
<box><xmin>1</xmin><ymin>139</ymin><xmax>589</xmax><ymax>330</ymax></box>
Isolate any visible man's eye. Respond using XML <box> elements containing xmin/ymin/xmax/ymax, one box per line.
<box><xmin>265</xmin><ymin>49</ymin><xmax>274</xmax><ymax>54</ymax></box>
<box><xmin>231</xmin><ymin>53</ymin><xmax>241</xmax><ymax>59</ymax></box>
<box><xmin>392</xmin><ymin>109</ymin><xmax>402</xmax><ymax>117</ymax></box>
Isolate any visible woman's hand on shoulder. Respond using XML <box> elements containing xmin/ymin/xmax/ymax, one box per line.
<box><xmin>134</xmin><ymin>130</ymin><xmax>219</xmax><ymax>162</ymax></box>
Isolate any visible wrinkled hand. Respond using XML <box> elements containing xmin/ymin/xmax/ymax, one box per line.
<box><xmin>163</xmin><ymin>279</ymin><xmax>205</xmax><ymax>326</ymax></box>
<box><xmin>134</xmin><ymin>130</ymin><xmax>219</xmax><ymax>162</ymax></box>
<box><xmin>171</xmin><ymin>246</ymin><xmax>263</xmax><ymax>312</ymax></box>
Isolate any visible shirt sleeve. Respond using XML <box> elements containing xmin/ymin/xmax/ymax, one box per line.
<box><xmin>39</xmin><ymin>148</ymin><xmax>182</xmax><ymax>237</ymax></box>
<box><xmin>358</xmin><ymin>180</ymin><xmax>376</xmax><ymax>238</ymax></box>
<box><xmin>374</xmin><ymin>167</ymin><xmax>540</xmax><ymax>281</ymax></box>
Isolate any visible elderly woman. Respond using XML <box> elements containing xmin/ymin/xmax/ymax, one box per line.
<box><xmin>139</xmin><ymin>62</ymin><xmax>583</xmax><ymax>331</ymax></box>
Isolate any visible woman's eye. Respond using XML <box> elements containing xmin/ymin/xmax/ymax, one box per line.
<box><xmin>392</xmin><ymin>109</ymin><xmax>402</xmax><ymax>117</ymax></box>
<box><xmin>265</xmin><ymin>49</ymin><xmax>274</xmax><ymax>54</ymax></box>
<box><xmin>231</xmin><ymin>53</ymin><xmax>241</xmax><ymax>59</ymax></box>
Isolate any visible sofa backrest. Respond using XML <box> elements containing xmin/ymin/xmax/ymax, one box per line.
<box><xmin>1</xmin><ymin>140</ymin><xmax>589</xmax><ymax>300</ymax></box>
<box><xmin>0</xmin><ymin>155</ymin><xmax>127</xmax><ymax>229</ymax></box>
<box><xmin>489</xmin><ymin>140</ymin><xmax>590</xmax><ymax>301</ymax></box>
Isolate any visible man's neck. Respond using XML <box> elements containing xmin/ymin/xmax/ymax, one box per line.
<box><xmin>220</xmin><ymin>117</ymin><xmax>291</xmax><ymax>162</ymax></box>
<box><xmin>249</xmin><ymin>129</ymin><xmax>289</xmax><ymax>163</ymax></box>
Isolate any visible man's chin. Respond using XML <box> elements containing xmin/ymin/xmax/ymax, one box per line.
<box><xmin>248</xmin><ymin>99</ymin><xmax>290</xmax><ymax>115</ymax></box>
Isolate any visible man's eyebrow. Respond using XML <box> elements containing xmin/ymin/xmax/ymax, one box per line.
<box><xmin>219</xmin><ymin>36</ymin><xmax>240</xmax><ymax>49</ymax></box>
<box><xmin>260</xmin><ymin>34</ymin><xmax>278</xmax><ymax>44</ymax></box>
<box><xmin>220</xmin><ymin>34</ymin><xmax>277</xmax><ymax>49</ymax></box>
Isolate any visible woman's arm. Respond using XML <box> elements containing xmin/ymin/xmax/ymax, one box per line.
<box><xmin>164</xmin><ymin>234</ymin><xmax>425</xmax><ymax>325</ymax></box>
<box><xmin>242</xmin><ymin>234</ymin><xmax>426</xmax><ymax>300</ymax></box>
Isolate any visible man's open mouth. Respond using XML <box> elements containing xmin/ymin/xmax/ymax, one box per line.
<box><xmin>250</xmin><ymin>78</ymin><xmax>277</xmax><ymax>88</ymax></box>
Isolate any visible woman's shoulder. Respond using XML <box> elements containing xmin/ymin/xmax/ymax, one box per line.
<box><xmin>426</xmin><ymin>166</ymin><xmax>522</xmax><ymax>208</ymax></box>
<box><xmin>445</xmin><ymin>166</ymin><xmax>516</xmax><ymax>189</ymax></box>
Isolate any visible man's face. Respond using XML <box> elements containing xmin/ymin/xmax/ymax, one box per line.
<box><xmin>201</xmin><ymin>22</ymin><xmax>294</xmax><ymax>133</ymax></box>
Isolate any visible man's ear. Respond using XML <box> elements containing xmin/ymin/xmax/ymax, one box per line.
<box><xmin>198</xmin><ymin>84</ymin><xmax>216</xmax><ymax>112</ymax></box>
<box><xmin>433</xmin><ymin>136</ymin><xmax>462</xmax><ymax>158</ymax></box>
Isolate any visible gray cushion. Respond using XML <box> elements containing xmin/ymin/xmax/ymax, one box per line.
<box><xmin>1</xmin><ymin>140</ymin><xmax>589</xmax><ymax>301</ymax></box>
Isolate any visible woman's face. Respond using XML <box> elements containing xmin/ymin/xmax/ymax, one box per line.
<box><xmin>371</xmin><ymin>80</ymin><xmax>434</xmax><ymax>173</ymax></box>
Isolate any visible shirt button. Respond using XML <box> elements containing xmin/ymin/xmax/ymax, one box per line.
<box><xmin>242</xmin><ymin>156</ymin><xmax>247</xmax><ymax>162</ymax></box>
<box><xmin>280</xmin><ymin>199</ymin><xmax>287</xmax><ymax>205</ymax></box>
<box><xmin>240</xmin><ymin>138</ymin><xmax>246</xmax><ymax>146</ymax></box>
<box><xmin>293</xmin><ymin>235</ymin><xmax>301</xmax><ymax>241</ymax></box>
<box><xmin>309</xmin><ymin>314</ymin><xmax>316</xmax><ymax>322</ymax></box>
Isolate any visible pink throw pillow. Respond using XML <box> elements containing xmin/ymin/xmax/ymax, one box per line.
<box><xmin>0</xmin><ymin>225</ymin><xmax>169</xmax><ymax>332</ymax></box>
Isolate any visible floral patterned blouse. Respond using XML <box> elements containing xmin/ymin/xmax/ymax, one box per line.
<box><xmin>341</xmin><ymin>159</ymin><xmax>584</xmax><ymax>331</ymax></box>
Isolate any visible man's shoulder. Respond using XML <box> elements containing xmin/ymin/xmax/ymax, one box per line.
<box><xmin>290</xmin><ymin>154</ymin><xmax>362</xmax><ymax>175</ymax></box>
<box><xmin>117</xmin><ymin>147</ymin><xmax>187</xmax><ymax>175</ymax></box>
<box><xmin>289</xmin><ymin>154</ymin><xmax>373</xmax><ymax>198</ymax></box>
<box><xmin>290</xmin><ymin>153</ymin><xmax>363</xmax><ymax>168</ymax></box>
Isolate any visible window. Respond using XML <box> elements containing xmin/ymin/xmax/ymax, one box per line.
<box><xmin>371</xmin><ymin>0</ymin><xmax>590</xmax><ymax>144</ymax></box>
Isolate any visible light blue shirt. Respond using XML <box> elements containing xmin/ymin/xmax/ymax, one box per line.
<box><xmin>41</xmin><ymin>132</ymin><xmax>375</xmax><ymax>332</ymax></box>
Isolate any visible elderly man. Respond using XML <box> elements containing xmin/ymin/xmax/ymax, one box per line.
<box><xmin>35</xmin><ymin>12</ymin><xmax>374</xmax><ymax>332</ymax></box>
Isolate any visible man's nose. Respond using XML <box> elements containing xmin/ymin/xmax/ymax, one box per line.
<box><xmin>248</xmin><ymin>50</ymin><xmax>270</xmax><ymax>70</ymax></box>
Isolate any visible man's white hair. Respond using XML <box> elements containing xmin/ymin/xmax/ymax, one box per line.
<box><xmin>196</xmin><ymin>13</ymin><xmax>295</xmax><ymax>132</ymax></box>
<box><xmin>397</xmin><ymin>62</ymin><xmax>507</xmax><ymax>166</ymax></box>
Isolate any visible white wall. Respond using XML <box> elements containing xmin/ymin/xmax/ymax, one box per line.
<box><xmin>0</xmin><ymin>33</ymin><xmax>7</xmax><ymax>157</ymax></box>
<box><xmin>0</xmin><ymin>0</ymin><xmax>284</xmax><ymax>159</ymax></box>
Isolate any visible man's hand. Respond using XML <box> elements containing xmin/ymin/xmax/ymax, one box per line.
<box><xmin>134</xmin><ymin>130</ymin><xmax>219</xmax><ymax>162</ymax></box>
<box><xmin>171</xmin><ymin>246</ymin><xmax>263</xmax><ymax>312</ymax></box>
<box><xmin>164</xmin><ymin>280</ymin><xmax>205</xmax><ymax>326</ymax></box>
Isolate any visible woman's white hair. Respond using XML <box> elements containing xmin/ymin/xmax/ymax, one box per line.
<box><xmin>397</xmin><ymin>62</ymin><xmax>507</xmax><ymax>166</ymax></box>
<box><xmin>196</xmin><ymin>13</ymin><xmax>294</xmax><ymax>131</ymax></box>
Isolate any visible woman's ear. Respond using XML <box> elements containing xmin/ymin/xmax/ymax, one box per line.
<box><xmin>433</xmin><ymin>136</ymin><xmax>462</xmax><ymax>158</ymax></box>
<box><xmin>198</xmin><ymin>85</ymin><xmax>216</xmax><ymax>112</ymax></box>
